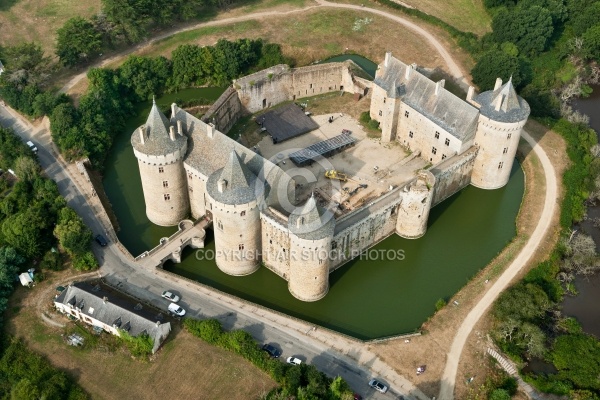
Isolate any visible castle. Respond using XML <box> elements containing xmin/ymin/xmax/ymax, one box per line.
<box><xmin>132</xmin><ymin>52</ymin><xmax>530</xmax><ymax>302</ymax></box>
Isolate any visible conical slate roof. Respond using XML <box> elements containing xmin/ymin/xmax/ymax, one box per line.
<box><xmin>206</xmin><ymin>150</ymin><xmax>261</xmax><ymax>205</ymax></box>
<box><xmin>288</xmin><ymin>194</ymin><xmax>335</xmax><ymax>240</ymax></box>
<box><xmin>131</xmin><ymin>99</ymin><xmax>188</xmax><ymax>156</ymax></box>
<box><xmin>474</xmin><ymin>78</ymin><xmax>530</xmax><ymax>123</ymax></box>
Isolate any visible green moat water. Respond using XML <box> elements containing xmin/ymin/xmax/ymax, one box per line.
<box><xmin>103</xmin><ymin>88</ymin><xmax>525</xmax><ymax>340</ymax></box>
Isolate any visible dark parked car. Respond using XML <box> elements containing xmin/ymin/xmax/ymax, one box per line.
<box><xmin>95</xmin><ymin>234</ymin><xmax>108</xmax><ymax>247</ymax></box>
<box><xmin>262</xmin><ymin>344</ymin><xmax>281</xmax><ymax>358</ymax></box>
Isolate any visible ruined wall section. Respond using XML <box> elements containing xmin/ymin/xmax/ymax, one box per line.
<box><xmin>201</xmin><ymin>87</ymin><xmax>243</xmax><ymax>134</ymax></box>
<box><xmin>396</xmin><ymin>171</ymin><xmax>436</xmax><ymax>239</ymax></box>
<box><xmin>429</xmin><ymin>147</ymin><xmax>478</xmax><ymax>206</ymax></box>
<box><xmin>235</xmin><ymin>63</ymin><xmax>354</xmax><ymax>114</ymax></box>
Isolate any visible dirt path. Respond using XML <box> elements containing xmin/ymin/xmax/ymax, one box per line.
<box><xmin>438</xmin><ymin>130</ymin><xmax>558</xmax><ymax>399</ymax></box>
<box><xmin>60</xmin><ymin>0</ymin><xmax>470</xmax><ymax>94</ymax></box>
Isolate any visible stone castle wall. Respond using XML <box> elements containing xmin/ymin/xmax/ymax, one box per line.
<box><xmin>135</xmin><ymin>150</ymin><xmax>190</xmax><ymax>226</ymax></box>
<box><xmin>235</xmin><ymin>63</ymin><xmax>354</xmax><ymax>113</ymax></box>
<box><xmin>260</xmin><ymin>208</ymin><xmax>291</xmax><ymax>279</ymax></box>
<box><xmin>396</xmin><ymin>171</ymin><xmax>436</xmax><ymax>239</ymax></box>
<box><xmin>207</xmin><ymin>197</ymin><xmax>261</xmax><ymax>276</ymax></box>
<box><xmin>288</xmin><ymin>234</ymin><xmax>331</xmax><ymax>302</ymax></box>
<box><xmin>429</xmin><ymin>147</ymin><xmax>478</xmax><ymax>206</ymax></box>
<box><xmin>183</xmin><ymin>166</ymin><xmax>208</xmax><ymax>219</ymax></box>
<box><xmin>201</xmin><ymin>87</ymin><xmax>243</xmax><ymax>134</ymax></box>
<box><xmin>471</xmin><ymin>116</ymin><xmax>526</xmax><ymax>189</ymax></box>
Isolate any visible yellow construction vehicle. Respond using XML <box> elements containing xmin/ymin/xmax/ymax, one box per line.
<box><xmin>325</xmin><ymin>170</ymin><xmax>348</xmax><ymax>181</ymax></box>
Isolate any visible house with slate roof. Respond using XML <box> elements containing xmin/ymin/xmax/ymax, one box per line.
<box><xmin>54</xmin><ymin>282</ymin><xmax>171</xmax><ymax>353</ymax></box>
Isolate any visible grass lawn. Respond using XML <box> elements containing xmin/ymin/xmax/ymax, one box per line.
<box><xmin>5</xmin><ymin>271</ymin><xmax>276</xmax><ymax>400</ymax></box>
<box><xmin>399</xmin><ymin>0</ymin><xmax>491</xmax><ymax>35</ymax></box>
<box><xmin>136</xmin><ymin>8</ymin><xmax>445</xmax><ymax>70</ymax></box>
<box><xmin>0</xmin><ymin>0</ymin><xmax>101</xmax><ymax>56</ymax></box>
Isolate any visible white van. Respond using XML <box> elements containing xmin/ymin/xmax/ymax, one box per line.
<box><xmin>26</xmin><ymin>140</ymin><xmax>38</xmax><ymax>153</ymax></box>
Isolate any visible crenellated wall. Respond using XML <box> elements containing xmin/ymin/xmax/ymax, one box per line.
<box><xmin>201</xmin><ymin>87</ymin><xmax>243</xmax><ymax>134</ymax></box>
<box><xmin>429</xmin><ymin>147</ymin><xmax>478</xmax><ymax>206</ymax></box>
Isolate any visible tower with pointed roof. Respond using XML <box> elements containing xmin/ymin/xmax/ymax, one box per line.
<box><xmin>205</xmin><ymin>150</ymin><xmax>263</xmax><ymax>276</ymax></box>
<box><xmin>469</xmin><ymin>77</ymin><xmax>530</xmax><ymax>189</ymax></box>
<box><xmin>287</xmin><ymin>194</ymin><xmax>335</xmax><ymax>302</ymax></box>
<box><xmin>132</xmin><ymin>99</ymin><xmax>190</xmax><ymax>226</ymax></box>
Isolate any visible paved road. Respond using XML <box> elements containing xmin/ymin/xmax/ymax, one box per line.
<box><xmin>0</xmin><ymin>104</ymin><xmax>422</xmax><ymax>400</ymax></box>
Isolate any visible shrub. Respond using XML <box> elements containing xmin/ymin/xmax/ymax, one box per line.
<box><xmin>435</xmin><ymin>298</ymin><xmax>447</xmax><ymax>311</ymax></box>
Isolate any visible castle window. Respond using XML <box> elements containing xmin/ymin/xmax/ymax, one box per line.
<box><xmin>442</xmin><ymin>154</ymin><xmax>447</xmax><ymax>160</ymax></box>
<box><xmin>310</xmin><ymin>84</ymin><xmax>313</xmax><ymax>88</ymax></box>
<box><xmin>189</xmin><ymin>186</ymin><xmax>193</xmax><ymax>192</ymax></box>
<box><xmin>163</xmin><ymin>181</ymin><xmax>169</xmax><ymax>188</ymax></box>
<box><xmin>239</xmin><ymin>244</ymin><xmax>244</xmax><ymax>251</ymax></box>
<box><xmin>331</xmin><ymin>242</ymin><xmax>337</xmax><ymax>250</ymax></box>
<box><xmin>445</xmin><ymin>138</ymin><xmax>450</xmax><ymax>146</ymax></box>
<box><xmin>498</xmin><ymin>161</ymin><xmax>504</xmax><ymax>169</ymax></box>
<box><xmin>217</xmin><ymin>220</ymin><xmax>223</xmax><ymax>230</ymax></box>
<box><xmin>158</xmin><ymin>167</ymin><xmax>164</xmax><ymax>173</ymax></box>
<box><xmin>164</xmin><ymin>194</ymin><xmax>171</xmax><ymax>201</ymax></box>
<box><xmin>240</xmin><ymin>211</ymin><xmax>246</xmax><ymax>217</ymax></box>
<box><xmin>409</xmin><ymin>131</ymin><xmax>413</xmax><ymax>138</ymax></box>
<box><xmin>378</xmin><ymin>110</ymin><xmax>382</xmax><ymax>116</ymax></box>
<box><xmin>507</xmin><ymin>133</ymin><xmax>512</xmax><ymax>139</ymax></box>
<box><xmin>269</xmin><ymin>239</ymin><xmax>272</xmax><ymax>244</ymax></box>
<box><xmin>503</xmin><ymin>147</ymin><xmax>508</xmax><ymax>154</ymax></box>
<box><xmin>432</xmin><ymin>147</ymin><xmax>437</xmax><ymax>155</ymax></box>
<box><xmin>188</xmin><ymin>173</ymin><xmax>192</xmax><ymax>180</ymax></box>
<box><xmin>434</xmin><ymin>131</ymin><xmax>439</xmax><ymax>139</ymax></box>
<box><xmin>405</xmin><ymin>111</ymin><xmax>409</xmax><ymax>118</ymax></box>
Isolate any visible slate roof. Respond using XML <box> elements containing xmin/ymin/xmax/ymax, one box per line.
<box><xmin>55</xmin><ymin>282</ymin><xmax>171</xmax><ymax>354</ymax></box>
<box><xmin>288</xmin><ymin>194</ymin><xmax>335</xmax><ymax>240</ymax></box>
<box><xmin>169</xmin><ymin>104</ymin><xmax>291</xmax><ymax>207</ymax></box>
<box><xmin>474</xmin><ymin>78</ymin><xmax>530</xmax><ymax>123</ymax></box>
<box><xmin>131</xmin><ymin>99</ymin><xmax>188</xmax><ymax>156</ymax></box>
<box><xmin>374</xmin><ymin>56</ymin><xmax>479</xmax><ymax>142</ymax></box>
<box><xmin>260</xmin><ymin>103</ymin><xmax>319</xmax><ymax>143</ymax></box>
<box><xmin>206</xmin><ymin>150</ymin><xmax>262</xmax><ymax>205</ymax></box>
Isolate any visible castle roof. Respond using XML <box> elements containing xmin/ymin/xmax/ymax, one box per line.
<box><xmin>206</xmin><ymin>150</ymin><xmax>261</xmax><ymax>205</ymax></box>
<box><xmin>55</xmin><ymin>282</ymin><xmax>171</xmax><ymax>354</ymax></box>
<box><xmin>373</xmin><ymin>55</ymin><xmax>479</xmax><ymax>142</ymax></box>
<box><xmin>131</xmin><ymin>99</ymin><xmax>187</xmax><ymax>156</ymax></box>
<box><xmin>170</xmin><ymin>105</ymin><xmax>291</xmax><ymax>208</ymax></box>
<box><xmin>474</xmin><ymin>78</ymin><xmax>530</xmax><ymax>123</ymax></box>
<box><xmin>288</xmin><ymin>194</ymin><xmax>335</xmax><ymax>240</ymax></box>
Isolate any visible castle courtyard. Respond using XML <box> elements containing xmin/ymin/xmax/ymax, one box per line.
<box><xmin>256</xmin><ymin>113</ymin><xmax>427</xmax><ymax>213</ymax></box>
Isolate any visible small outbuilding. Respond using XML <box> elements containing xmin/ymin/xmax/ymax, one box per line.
<box><xmin>18</xmin><ymin>272</ymin><xmax>33</xmax><ymax>287</ymax></box>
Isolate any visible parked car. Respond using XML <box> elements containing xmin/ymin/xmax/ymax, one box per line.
<box><xmin>95</xmin><ymin>234</ymin><xmax>108</xmax><ymax>247</ymax></box>
<box><xmin>368</xmin><ymin>379</ymin><xmax>388</xmax><ymax>394</ymax></box>
<box><xmin>286</xmin><ymin>356</ymin><xmax>302</xmax><ymax>365</ymax></box>
<box><xmin>161</xmin><ymin>290</ymin><xmax>180</xmax><ymax>303</ymax></box>
<box><xmin>168</xmin><ymin>302</ymin><xmax>186</xmax><ymax>316</ymax></box>
<box><xmin>262</xmin><ymin>344</ymin><xmax>281</xmax><ymax>358</ymax></box>
<box><xmin>26</xmin><ymin>140</ymin><xmax>38</xmax><ymax>153</ymax></box>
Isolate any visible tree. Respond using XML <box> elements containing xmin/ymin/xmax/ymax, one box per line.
<box><xmin>582</xmin><ymin>25</ymin><xmax>600</xmax><ymax>61</ymax></box>
<box><xmin>492</xmin><ymin>6</ymin><xmax>554</xmax><ymax>56</ymax></box>
<box><xmin>483</xmin><ymin>0</ymin><xmax>515</xmax><ymax>8</ymax></box>
<box><xmin>0</xmin><ymin>247</ymin><xmax>25</xmax><ymax>297</ymax></box>
<box><xmin>11</xmin><ymin>379</ymin><xmax>41</xmax><ymax>400</ymax></box>
<box><xmin>56</xmin><ymin>17</ymin><xmax>103</xmax><ymax>67</ymax></box>
<box><xmin>552</xmin><ymin>334</ymin><xmax>600</xmax><ymax>391</ymax></box>
<box><xmin>72</xmin><ymin>251</ymin><xmax>98</xmax><ymax>271</ymax></box>
<box><xmin>489</xmin><ymin>389</ymin><xmax>511</xmax><ymax>400</ymax></box>
<box><xmin>13</xmin><ymin>156</ymin><xmax>40</xmax><ymax>182</ymax></box>
<box><xmin>471</xmin><ymin>50</ymin><xmax>531</xmax><ymax>90</ymax></box>
<box><xmin>2</xmin><ymin>42</ymin><xmax>47</xmax><ymax>75</ymax></box>
<box><xmin>1</xmin><ymin>211</ymin><xmax>46</xmax><ymax>258</ymax></box>
<box><xmin>570</xmin><ymin>3</ymin><xmax>600</xmax><ymax>36</ymax></box>
<box><xmin>494</xmin><ymin>283</ymin><xmax>551</xmax><ymax>321</ymax></box>
<box><xmin>119</xmin><ymin>55</ymin><xmax>171</xmax><ymax>101</ymax></box>
<box><xmin>54</xmin><ymin>207</ymin><xmax>93</xmax><ymax>257</ymax></box>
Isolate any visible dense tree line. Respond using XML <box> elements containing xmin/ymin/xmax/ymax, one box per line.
<box><xmin>54</xmin><ymin>0</ymin><xmax>242</xmax><ymax>67</ymax></box>
<box><xmin>50</xmin><ymin>39</ymin><xmax>286</xmax><ymax>167</ymax></box>
<box><xmin>184</xmin><ymin>318</ymin><xmax>355</xmax><ymax>399</ymax></box>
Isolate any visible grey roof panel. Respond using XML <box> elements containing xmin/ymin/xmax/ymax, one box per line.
<box><xmin>474</xmin><ymin>79</ymin><xmax>530</xmax><ymax>123</ymax></box>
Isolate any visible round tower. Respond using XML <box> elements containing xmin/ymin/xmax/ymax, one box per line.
<box><xmin>396</xmin><ymin>170</ymin><xmax>436</xmax><ymax>239</ymax></box>
<box><xmin>206</xmin><ymin>150</ymin><xmax>262</xmax><ymax>276</ymax></box>
<box><xmin>131</xmin><ymin>100</ymin><xmax>189</xmax><ymax>226</ymax></box>
<box><xmin>287</xmin><ymin>195</ymin><xmax>335</xmax><ymax>302</ymax></box>
<box><xmin>471</xmin><ymin>78</ymin><xmax>530</xmax><ymax>189</ymax></box>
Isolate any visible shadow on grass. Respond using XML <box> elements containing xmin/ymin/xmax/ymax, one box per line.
<box><xmin>0</xmin><ymin>0</ymin><xmax>19</xmax><ymax>12</ymax></box>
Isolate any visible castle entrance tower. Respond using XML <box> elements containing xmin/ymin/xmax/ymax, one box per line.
<box><xmin>287</xmin><ymin>195</ymin><xmax>335</xmax><ymax>302</ymax></box>
<box><xmin>470</xmin><ymin>78</ymin><xmax>530</xmax><ymax>189</ymax></box>
<box><xmin>206</xmin><ymin>150</ymin><xmax>262</xmax><ymax>276</ymax></box>
<box><xmin>131</xmin><ymin>99</ymin><xmax>189</xmax><ymax>226</ymax></box>
<box><xmin>396</xmin><ymin>171</ymin><xmax>436</xmax><ymax>239</ymax></box>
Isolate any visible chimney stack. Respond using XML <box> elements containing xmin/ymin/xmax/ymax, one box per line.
<box><xmin>384</xmin><ymin>51</ymin><xmax>392</xmax><ymax>68</ymax></box>
<box><xmin>494</xmin><ymin>78</ymin><xmax>503</xmax><ymax>91</ymax></box>
<box><xmin>405</xmin><ymin>64</ymin><xmax>416</xmax><ymax>80</ymax></box>
<box><xmin>177</xmin><ymin>120</ymin><xmax>183</xmax><ymax>136</ymax></box>
<box><xmin>139</xmin><ymin>127</ymin><xmax>145</xmax><ymax>144</ymax></box>
<box><xmin>217</xmin><ymin>179</ymin><xmax>227</xmax><ymax>193</ymax></box>
<box><xmin>467</xmin><ymin>86</ymin><xmax>475</xmax><ymax>102</ymax></box>
<box><xmin>169</xmin><ymin>125</ymin><xmax>176</xmax><ymax>141</ymax></box>
<box><xmin>207</xmin><ymin>123</ymin><xmax>214</xmax><ymax>139</ymax></box>
<box><xmin>102</xmin><ymin>296</ymin><xmax>108</xmax><ymax>304</ymax></box>
<box><xmin>435</xmin><ymin>79</ymin><xmax>445</xmax><ymax>96</ymax></box>
<box><xmin>495</xmin><ymin>94</ymin><xmax>504</xmax><ymax>111</ymax></box>
<box><xmin>171</xmin><ymin>103</ymin><xmax>176</xmax><ymax>119</ymax></box>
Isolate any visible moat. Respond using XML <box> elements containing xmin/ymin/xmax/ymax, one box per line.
<box><xmin>104</xmin><ymin>80</ymin><xmax>525</xmax><ymax>340</ymax></box>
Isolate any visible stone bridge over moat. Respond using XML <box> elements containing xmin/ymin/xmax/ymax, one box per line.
<box><xmin>135</xmin><ymin>217</ymin><xmax>212</xmax><ymax>268</ymax></box>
